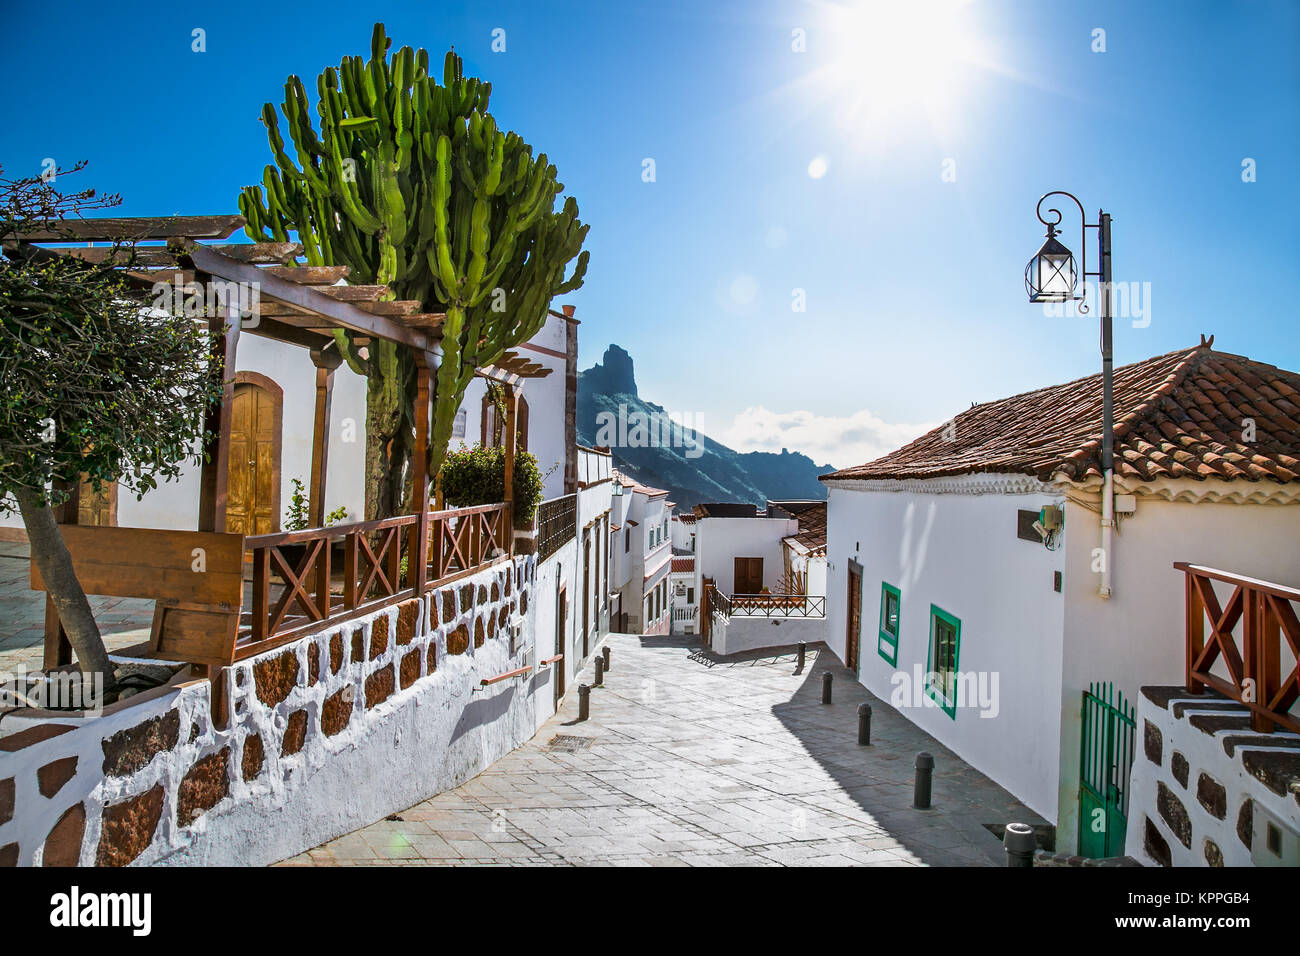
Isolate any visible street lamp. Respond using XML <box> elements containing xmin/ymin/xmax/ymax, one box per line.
<box><xmin>1026</xmin><ymin>190</ymin><xmax>1115</xmax><ymax>598</ymax></box>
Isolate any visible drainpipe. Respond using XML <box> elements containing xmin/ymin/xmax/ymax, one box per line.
<box><xmin>1098</xmin><ymin>212</ymin><xmax>1114</xmax><ymax>600</ymax></box>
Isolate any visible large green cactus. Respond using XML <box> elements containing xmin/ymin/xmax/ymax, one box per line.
<box><xmin>239</xmin><ymin>23</ymin><xmax>588</xmax><ymax>519</ymax></box>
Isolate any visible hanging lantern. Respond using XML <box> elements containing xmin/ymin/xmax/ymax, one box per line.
<box><xmin>1025</xmin><ymin>225</ymin><xmax>1078</xmax><ymax>302</ymax></box>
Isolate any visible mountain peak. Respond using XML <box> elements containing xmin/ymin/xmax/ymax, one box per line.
<box><xmin>584</xmin><ymin>344</ymin><xmax>638</xmax><ymax>397</ymax></box>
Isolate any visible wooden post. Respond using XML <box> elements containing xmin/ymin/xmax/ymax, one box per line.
<box><xmin>407</xmin><ymin>353</ymin><xmax>434</xmax><ymax>592</ymax></box>
<box><xmin>198</xmin><ymin>292</ymin><xmax>242</xmax><ymax>533</ymax></box>
<box><xmin>1253</xmin><ymin>589</ymin><xmax>1280</xmax><ymax>733</ymax></box>
<box><xmin>1185</xmin><ymin>569</ymin><xmax>1204</xmax><ymax>694</ymax></box>
<box><xmin>503</xmin><ymin>383</ymin><xmax>519</xmax><ymax>555</ymax></box>
<box><xmin>307</xmin><ymin>346</ymin><xmax>342</xmax><ymax>528</ymax></box>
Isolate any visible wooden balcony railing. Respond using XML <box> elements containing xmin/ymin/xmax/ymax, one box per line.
<box><xmin>1177</xmin><ymin>562</ymin><xmax>1300</xmax><ymax>734</ymax></box>
<box><xmin>729</xmin><ymin>593</ymin><xmax>827</xmax><ymax>619</ymax></box>
<box><xmin>240</xmin><ymin>503</ymin><xmax>510</xmax><ymax>658</ymax></box>
<box><xmin>536</xmin><ymin>493</ymin><xmax>577</xmax><ymax>562</ymax></box>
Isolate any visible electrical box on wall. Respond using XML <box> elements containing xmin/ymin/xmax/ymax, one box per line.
<box><xmin>1252</xmin><ymin>803</ymin><xmax>1300</xmax><ymax>867</ymax></box>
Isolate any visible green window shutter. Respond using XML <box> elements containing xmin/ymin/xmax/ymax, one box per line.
<box><xmin>878</xmin><ymin>581</ymin><xmax>902</xmax><ymax>666</ymax></box>
<box><xmin>925</xmin><ymin>604</ymin><xmax>962</xmax><ymax>719</ymax></box>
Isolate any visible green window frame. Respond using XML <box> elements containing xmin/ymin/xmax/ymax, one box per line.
<box><xmin>925</xmin><ymin>604</ymin><xmax>962</xmax><ymax>719</ymax></box>
<box><xmin>878</xmin><ymin>582</ymin><xmax>901</xmax><ymax>666</ymax></box>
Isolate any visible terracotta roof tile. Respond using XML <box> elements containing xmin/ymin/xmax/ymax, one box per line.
<box><xmin>671</xmin><ymin>557</ymin><xmax>695</xmax><ymax>573</ymax></box>
<box><xmin>822</xmin><ymin>343</ymin><xmax>1300</xmax><ymax>485</ymax></box>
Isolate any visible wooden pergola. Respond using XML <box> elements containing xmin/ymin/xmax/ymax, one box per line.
<box><xmin>10</xmin><ymin>215</ymin><xmax>551</xmax><ymax>701</ymax></box>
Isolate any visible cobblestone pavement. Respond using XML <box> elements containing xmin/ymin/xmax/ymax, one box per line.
<box><xmin>284</xmin><ymin>633</ymin><xmax>1047</xmax><ymax>867</ymax></box>
<box><xmin>0</xmin><ymin>542</ymin><xmax>155</xmax><ymax>675</ymax></box>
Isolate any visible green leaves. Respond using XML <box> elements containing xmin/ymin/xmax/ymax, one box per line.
<box><xmin>440</xmin><ymin>444</ymin><xmax>544</xmax><ymax>531</ymax></box>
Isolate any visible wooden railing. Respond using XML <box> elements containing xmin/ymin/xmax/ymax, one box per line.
<box><xmin>536</xmin><ymin>493</ymin><xmax>577</xmax><ymax>562</ymax></box>
<box><xmin>241</xmin><ymin>503</ymin><xmax>510</xmax><ymax>657</ymax></box>
<box><xmin>1177</xmin><ymin>562</ymin><xmax>1300</xmax><ymax>734</ymax></box>
<box><xmin>428</xmin><ymin>502</ymin><xmax>510</xmax><ymax>580</ymax></box>
<box><xmin>729</xmin><ymin>593</ymin><xmax>827</xmax><ymax>619</ymax></box>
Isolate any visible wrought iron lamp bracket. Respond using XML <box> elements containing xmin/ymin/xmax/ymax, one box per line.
<box><xmin>1035</xmin><ymin>190</ymin><xmax>1101</xmax><ymax>314</ymax></box>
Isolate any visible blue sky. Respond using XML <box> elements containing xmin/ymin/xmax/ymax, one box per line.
<box><xmin>2</xmin><ymin>0</ymin><xmax>1297</xmax><ymax>468</ymax></box>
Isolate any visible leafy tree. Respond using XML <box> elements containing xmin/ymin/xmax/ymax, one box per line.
<box><xmin>0</xmin><ymin>164</ymin><xmax>221</xmax><ymax>691</ymax></box>
<box><xmin>239</xmin><ymin>23</ymin><xmax>589</xmax><ymax>521</ymax></box>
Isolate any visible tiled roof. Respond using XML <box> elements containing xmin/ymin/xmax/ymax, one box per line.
<box><xmin>693</xmin><ymin>503</ymin><xmax>760</xmax><ymax>518</ymax></box>
<box><xmin>612</xmin><ymin>469</ymin><xmax>670</xmax><ymax>498</ymax></box>
<box><xmin>822</xmin><ymin>343</ymin><xmax>1300</xmax><ymax>485</ymax></box>
<box><xmin>671</xmin><ymin>557</ymin><xmax>695</xmax><ymax>573</ymax></box>
<box><xmin>784</xmin><ymin>502</ymin><xmax>827</xmax><ymax>553</ymax></box>
<box><xmin>675</xmin><ymin>513</ymin><xmax>698</xmax><ymax>524</ymax></box>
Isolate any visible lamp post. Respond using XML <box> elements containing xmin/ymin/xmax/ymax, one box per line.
<box><xmin>1025</xmin><ymin>191</ymin><xmax>1115</xmax><ymax>598</ymax></box>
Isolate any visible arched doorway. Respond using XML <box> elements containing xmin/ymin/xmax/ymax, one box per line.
<box><xmin>227</xmin><ymin>372</ymin><xmax>283</xmax><ymax>536</ymax></box>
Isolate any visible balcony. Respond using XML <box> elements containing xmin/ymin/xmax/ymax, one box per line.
<box><xmin>1177</xmin><ymin>562</ymin><xmax>1300</xmax><ymax>734</ymax></box>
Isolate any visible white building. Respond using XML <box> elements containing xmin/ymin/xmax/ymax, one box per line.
<box><xmin>819</xmin><ymin>342</ymin><xmax>1300</xmax><ymax>856</ymax></box>
<box><xmin>608</xmin><ymin>471</ymin><xmax>674</xmax><ymax>634</ymax></box>
<box><xmin>691</xmin><ymin>501</ymin><xmax>828</xmax><ymax>655</ymax></box>
<box><xmin>0</xmin><ymin>306</ymin><xmax>578</xmax><ymax>538</ymax></box>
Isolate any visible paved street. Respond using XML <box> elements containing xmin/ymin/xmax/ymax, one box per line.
<box><xmin>282</xmin><ymin>633</ymin><xmax>1046</xmax><ymax>867</ymax></box>
<box><xmin>0</xmin><ymin>541</ymin><xmax>155</xmax><ymax>675</ymax></box>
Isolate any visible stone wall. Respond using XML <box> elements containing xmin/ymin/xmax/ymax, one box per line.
<box><xmin>0</xmin><ymin>556</ymin><xmax>539</xmax><ymax>867</ymax></box>
<box><xmin>1126</xmin><ymin>686</ymin><xmax>1300</xmax><ymax>867</ymax></box>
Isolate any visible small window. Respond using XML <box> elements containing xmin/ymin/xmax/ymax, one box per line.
<box><xmin>925</xmin><ymin>605</ymin><xmax>962</xmax><ymax>719</ymax></box>
<box><xmin>686</xmin><ymin>587</ymin><xmax>694</xmax><ymax>604</ymax></box>
<box><xmin>878</xmin><ymin>582</ymin><xmax>901</xmax><ymax>666</ymax></box>
<box><xmin>625</xmin><ymin>529</ymin><xmax>630</xmax><ymax>553</ymax></box>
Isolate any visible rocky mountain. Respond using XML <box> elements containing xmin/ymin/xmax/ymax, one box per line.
<box><xmin>577</xmin><ymin>344</ymin><xmax>834</xmax><ymax>508</ymax></box>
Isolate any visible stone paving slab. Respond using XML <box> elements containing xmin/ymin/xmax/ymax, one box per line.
<box><xmin>282</xmin><ymin>635</ymin><xmax>1047</xmax><ymax>867</ymax></box>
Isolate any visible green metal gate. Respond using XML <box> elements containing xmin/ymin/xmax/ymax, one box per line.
<box><xmin>1078</xmin><ymin>681</ymin><xmax>1136</xmax><ymax>858</ymax></box>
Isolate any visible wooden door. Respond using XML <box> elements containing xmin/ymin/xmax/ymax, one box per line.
<box><xmin>227</xmin><ymin>382</ymin><xmax>281</xmax><ymax>536</ymax></box>
<box><xmin>734</xmin><ymin>556</ymin><xmax>763</xmax><ymax>594</ymax></box>
<box><xmin>582</xmin><ymin>534</ymin><xmax>591</xmax><ymax>657</ymax></box>
<box><xmin>75</xmin><ymin>477</ymin><xmax>117</xmax><ymax>526</ymax></box>
<box><xmin>555</xmin><ymin>585</ymin><xmax>567</xmax><ymax>707</ymax></box>
<box><xmin>846</xmin><ymin>563</ymin><xmax>862</xmax><ymax>672</ymax></box>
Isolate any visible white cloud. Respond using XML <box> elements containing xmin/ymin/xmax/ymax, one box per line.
<box><xmin>716</xmin><ymin>406</ymin><xmax>936</xmax><ymax>471</ymax></box>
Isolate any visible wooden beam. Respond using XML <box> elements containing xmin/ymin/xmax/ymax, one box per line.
<box><xmin>503</xmin><ymin>383</ymin><xmax>519</xmax><ymax>551</ymax></box>
<box><xmin>207</xmin><ymin>242</ymin><xmax>303</xmax><ymax>264</ymax></box>
<box><xmin>59</xmin><ymin>246</ymin><xmax>181</xmax><ymax>267</ymax></box>
<box><xmin>308</xmin><ymin>348</ymin><xmax>342</xmax><ymax>527</ymax></box>
<box><xmin>316</xmin><ymin>284</ymin><xmax>388</xmax><ymax>302</ymax></box>
<box><xmin>10</xmin><ymin>215</ymin><xmax>246</xmax><ymax>242</ymax></box>
<box><xmin>187</xmin><ymin>246</ymin><xmax>427</xmax><ymax>349</ymax></box>
<box><xmin>409</xmin><ymin>354</ymin><xmax>434</xmax><ymax>593</ymax></box>
<box><xmin>242</xmin><ymin>317</ymin><xmax>334</xmax><ymax>351</ymax></box>
<box><xmin>198</xmin><ymin>299</ymin><xmax>242</xmax><ymax>532</ymax></box>
<box><xmin>264</xmin><ymin>265</ymin><xmax>351</xmax><ymax>285</ymax></box>
<box><xmin>358</xmin><ymin>300</ymin><xmax>425</xmax><ymax>316</ymax></box>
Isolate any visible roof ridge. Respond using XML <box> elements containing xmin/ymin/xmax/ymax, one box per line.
<box><xmin>1110</xmin><ymin>342</ymin><xmax>1210</xmax><ymax>443</ymax></box>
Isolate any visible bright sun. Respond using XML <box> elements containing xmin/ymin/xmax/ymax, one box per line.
<box><xmin>810</xmin><ymin>0</ymin><xmax>992</xmax><ymax>146</ymax></box>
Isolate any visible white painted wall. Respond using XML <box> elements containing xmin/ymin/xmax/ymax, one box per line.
<box><xmin>824</xmin><ymin>480</ymin><xmax>1068</xmax><ymax>820</ymax></box>
<box><xmin>713</xmin><ymin>613</ymin><xmax>825</xmax><ymax>656</ymax></box>
<box><xmin>1055</xmin><ymin>493</ymin><xmax>1300</xmax><ymax>852</ymax></box>
<box><xmin>693</xmin><ymin>515</ymin><xmax>797</xmax><ymax>598</ymax></box>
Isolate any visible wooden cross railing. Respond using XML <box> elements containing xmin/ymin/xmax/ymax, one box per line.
<box><xmin>241</xmin><ymin>503</ymin><xmax>510</xmax><ymax>658</ymax></box>
<box><xmin>1177</xmin><ymin>562</ymin><xmax>1300</xmax><ymax>734</ymax></box>
<box><xmin>729</xmin><ymin>593</ymin><xmax>827</xmax><ymax>618</ymax></box>
<box><xmin>428</xmin><ymin>502</ymin><xmax>510</xmax><ymax>580</ymax></box>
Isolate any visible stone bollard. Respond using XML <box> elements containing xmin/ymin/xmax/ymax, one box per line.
<box><xmin>602</xmin><ymin>646</ymin><xmax>611</xmax><ymax>672</ymax></box>
<box><xmin>821</xmin><ymin>671</ymin><xmax>833</xmax><ymax>704</ymax></box>
<box><xmin>593</xmin><ymin>655</ymin><xmax>604</xmax><ymax>687</ymax></box>
<box><xmin>858</xmin><ymin>703</ymin><xmax>872</xmax><ymax>745</ymax></box>
<box><xmin>913</xmin><ymin>752</ymin><xmax>934</xmax><ymax>809</ymax></box>
<box><xmin>578</xmin><ymin>684</ymin><xmax>590</xmax><ymax>721</ymax></box>
<box><xmin>796</xmin><ymin>642</ymin><xmax>806</xmax><ymax>672</ymax></box>
<box><xmin>1003</xmin><ymin>823</ymin><xmax>1036</xmax><ymax>867</ymax></box>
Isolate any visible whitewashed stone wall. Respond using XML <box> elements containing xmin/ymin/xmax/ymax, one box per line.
<box><xmin>1127</xmin><ymin>686</ymin><xmax>1300</xmax><ymax>867</ymax></box>
<box><xmin>0</xmin><ymin>555</ymin><xmax>543</xmax><ymax>867</ymax></box>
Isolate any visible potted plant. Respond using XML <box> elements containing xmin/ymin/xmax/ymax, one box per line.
<box><xmin>440</xmin><ymin>445</ymin><xmax>544</xmax><ymax>554</ymax></box>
